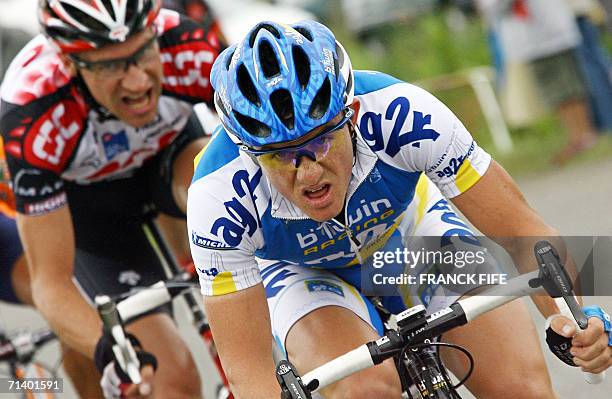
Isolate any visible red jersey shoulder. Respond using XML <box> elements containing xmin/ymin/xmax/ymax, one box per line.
<box><xmin>1</xmin><ymin>85</ymin><xmax>89</xmax><ymax>175</ymax></box>
<box><xmin>157</xmin><ymin>9</ymin><xmax>224</xmax><ymax>105</ymax></box>
<box><xmin>155</xmin><ymin>8</ymin><xmax>182</xmax><ymax>33</ymax></box>
<box><xmin>0</xmin><ymin>35</ymin><xmax>73</xmax><ymax>107</ymax></box>
<box><xmin>0</xmin><ymin>34</ymin><xmax>90</xmax><ymax>175</ymax></box>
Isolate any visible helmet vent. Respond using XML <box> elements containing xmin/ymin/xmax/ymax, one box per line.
<box><xmin>233</xmin><ymin>111</ymin><xmax>271</xmax><ymax>138</ymax></box>
<box><xmin>333</xmin><ymin>54</ymin><xmax>340</xmax><ymax>81</ymax></box>
<box><xmin>101</xmin><ymin>0</ymin><xmax>116</xmax><ymax>20</ymax></box>
<box><xmin>248</xmin><ymin>23</ymin><xmax>281</xmax><ymax>48</ymax></box>
<box><xmin>271</xmin><ymin>89</ymin><xmax>295</xmax><ymax>129</ymax></box>
<box><xmin>309</xmin><ymin>77</ymin><xmax>331</xmax><ymax>120</ymax></box>
<box><xmin>258</xmin><ymin>40</ymin><xmax>280</xmax><ymax>78</ymax></box>
<box><xmin>125</xmin><ymin>0</ymin><xmax>139</xmax><ymax>27</ymax></box>
<box><xmin>62</xmin><ymin>4</ymin><xmax>108</xmax><ymax>33</ymax></box>
<box><xmin>237</xmin><ymin>64</ymin><xmax>261</xmax><ymax>107</ymax></box>
<box><xmin>293</xmin><ymin>27</ymin><xmax>313</xmax><ymax>42</ymax></box>
<box><xmin>214</xmin><ymin>93</ymin><xmax>230</xmax><ymax>118</ymax></box>
<box><xmin>292</xmin><ymin>46</ymin><xmax>310</xmax><ymax>90</ymax></box>
<box><xmin>345</xmin><ymin>71</ymin><xmax>353</xmax><ymax>100</ymax></box>
<box><xmin>225</xmin><ymin>49</ymin><xmax>235</xmax><ymax>70</ymax></box>
<box><xmin>335</xmin><ymin>42</ymin><xmax>345</xmax><ymax>68</ymax></box>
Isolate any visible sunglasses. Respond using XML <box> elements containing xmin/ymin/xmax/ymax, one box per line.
<box><xmin>70</xmin><ymin>30</ymin><xmax>158</xmax><ymax>77</ymax></box>
<box><xmin>243</xmin><ymin>108</ymin><xmax>354</xmax><ymax>169</ymax></box>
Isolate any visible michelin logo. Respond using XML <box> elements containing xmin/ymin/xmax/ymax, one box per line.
<box><xmin>191</xmin><ymin>231</ymin><xmax>234</xmax><ymax>250</ymax></box>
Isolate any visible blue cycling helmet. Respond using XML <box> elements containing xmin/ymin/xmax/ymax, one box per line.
<box><xmin>211</xmin><ymin>20</ymin><xmax>354</xmax><ymax>150</ymax></box>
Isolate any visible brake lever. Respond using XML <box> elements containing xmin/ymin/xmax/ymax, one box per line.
<box><xmin>276</xmin><ymin>360</ymin><xmax>312</xmax><ymax>399</ymax></box>
<box><xmin>96</xmin><ymin>295</ymin><xmax>142</xmax><ymax>384</ymax></box>
<box><xmin>529</xmin><ymin>241</ymin><xmax>588</xmax><ymax>329</ymax></box>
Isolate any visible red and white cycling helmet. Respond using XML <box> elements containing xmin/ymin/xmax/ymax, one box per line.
<box><xmin>39</xmin><ymin>0</ymin><xmax>162</xmax><ymax>53</ymax></box>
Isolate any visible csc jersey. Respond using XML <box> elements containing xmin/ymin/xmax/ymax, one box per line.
<box><xmin>0</xmin><ymin>9</ymin><xmax>223</xmax><ymax>215</ymax></box>
<box><xmin>187</xmin><ymin>71</ymin><xmax>492</xmax><ymax>296</ymax></box>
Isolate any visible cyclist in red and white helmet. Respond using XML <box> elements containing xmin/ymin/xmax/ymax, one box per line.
<box><xmin>1</xmin><ymin>1</ymin><xmax>225</xmax><ymax>397</ymax></box>
<box><xmin>39</xmin><ymin>0</ymin><xmax>162</xmax><ymax>52</ymax></box>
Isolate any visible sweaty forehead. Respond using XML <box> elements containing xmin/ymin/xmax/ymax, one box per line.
<box><xmin>77</xmin><ymin>28</ymin><xmax>154</xmax><ymax>62</ymax></box>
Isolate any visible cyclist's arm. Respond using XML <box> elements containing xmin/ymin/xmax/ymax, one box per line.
<box><xmin>388</xmin><ymin>81</ymin><xmax>572</xmax><ymax>316</ymax></box>
<box><xmin>16</xmin><ymin>207</ymin><xmax>102</xmax><ymax>358</ymax></box>
<box><xmin>450</xmin><ymin>160</ymin><xmax>573</xmax><ymax>316</ymax></box>
<box><xmin>203</xmin><ymin>283</ymin><xmax>282</xmax><ymax>398</ymax></box>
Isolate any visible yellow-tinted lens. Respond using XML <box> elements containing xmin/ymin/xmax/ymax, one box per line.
<box><xmin>258</xmin><ymin>152</ymin><xmax>286</xmax><ymax>169</ymax></box>
<box><xmin>257</xmin><ymin>128</ymin><xmax>346</xmax><ymax>169</ymax></box>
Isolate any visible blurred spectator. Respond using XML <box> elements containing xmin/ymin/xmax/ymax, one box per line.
<box><xmin>479</xmin><ymin>4</ymin><xmax>549</xmax><ymax>128</ymax></box>
<box><xmin>570</xmin><ymin>0</ymin><xmax>612</xmax><ymax>131</ymax></box>
<box><xmin>272</xmin><ymin>0</ymin><xmax>329</xmax><ymax>21</ymax></box>
<box><xmin>341</xmin><ymin>0</ymin><xmax>436</xmax><ymax>37</ymax></box>
<box><xmin>478</xmin><ymin>0</ymin><xmax>599</xmax><ymax>164</ymax></box>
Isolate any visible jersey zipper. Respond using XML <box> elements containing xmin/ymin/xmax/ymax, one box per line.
<box><xmin>273</xmin><ymin>137</ymin><xmax>377</xmax><ymax>266</ymax></box>
<box><xmin>337</xmin><ymin>160</ymin><xmax>376</xmax><ymax>266</ymax></box>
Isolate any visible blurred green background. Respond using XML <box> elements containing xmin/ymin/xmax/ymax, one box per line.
<box><xmin>310</xmin><ymin>0</ymin><xmax>612</xmax><ymax>176</ymax></box>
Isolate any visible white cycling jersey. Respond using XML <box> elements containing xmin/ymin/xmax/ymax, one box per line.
<box><xmin>187</xmin><ymin>70</ymin><xmax>492</xmax><ymax>296</ymax></box>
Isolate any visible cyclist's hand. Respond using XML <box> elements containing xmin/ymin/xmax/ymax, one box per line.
<box><xmin>550</xmin><ymin>306</ymin><xmax>612</xmax><ymax>374</ymax></box>
<box><xmin>100</xmin><ymin>361</ymin><xmax>155</xmax><ymax>398</ymax></box>
<box><xmin>95</xmin><ymin>332</ymin><xmax>158</xmax><ymax>398</ymax></box>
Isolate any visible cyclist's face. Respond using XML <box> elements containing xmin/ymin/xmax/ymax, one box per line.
<box><xmin>261</xmin><ymin>113</ymin><xmax>354</xmax><ymax>222</ymax></box>
<box><xmin>72</xmin><ymin>28</ymin><xmax>162</xmax><ymax>128</ymax></box>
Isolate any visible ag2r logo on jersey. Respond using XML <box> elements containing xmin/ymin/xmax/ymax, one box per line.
<box><xmin>428</xmin><ymin>198</ymin><xmax>480</xmax><ymax>247</ymax></box>
<box><xmin>435</xmin><ymin>142</ymin><xmax>475</xmax><ymax>178</ymax></box>
<box><xmin>360</xmin><ymin>96</ymin><xmax>440</xmax><ymax>156</ymax></box>
<box><xmin>210</xmin><ymin>169</ymin><xmax>263</xmax><ymax>247</ymax></box>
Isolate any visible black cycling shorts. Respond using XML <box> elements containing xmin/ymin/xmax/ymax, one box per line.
<box><xmin>66</xmin><ymin>111</ymin><xmax>206</xmax><ymax>313</ymax></box>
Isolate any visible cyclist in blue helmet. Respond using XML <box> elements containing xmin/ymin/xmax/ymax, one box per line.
<box><xmin>189</xmin><ymin>20</ymin><xmax>612</xmax><ymax>398</ymax></box>
<box><xmin>211</xmin><ymin>20</ymin><xmax>353</xmax><ymax>150</ymax></box>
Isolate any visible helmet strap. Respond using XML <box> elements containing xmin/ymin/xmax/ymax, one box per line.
<box><xmin>348</xmin><ymin>120</ymin><xmax>357</xmax><ymax>167</ymax></box>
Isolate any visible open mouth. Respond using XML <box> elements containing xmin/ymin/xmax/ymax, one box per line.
<box><xmin>301</xmin><ymin>184</ymin><xmax>334</xmax><ymax>211</ymax></box>
<box><xmin>121</xmin><ymin>88</ymin><xmax>153</xmax><ymax>114</ymax></box>
<box><xmin>304</xmin><ymin>184</ymin><xmax>330</xmax><ymax>199</ymax></box>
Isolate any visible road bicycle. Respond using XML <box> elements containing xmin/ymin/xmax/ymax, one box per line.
<box><xmin>275</xmin><ymin>241</ymin><xmax>606</xmax><ymax>398</ymax></box>
<box><xmin>0</xmin><ymin>205</ymin><xmax>231</xmax><ymax>399</ymax></box>
<box><xmin>96</xmin><ymin>238</ymin><xmax>608</xmax><ymax>399</ymax></box>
